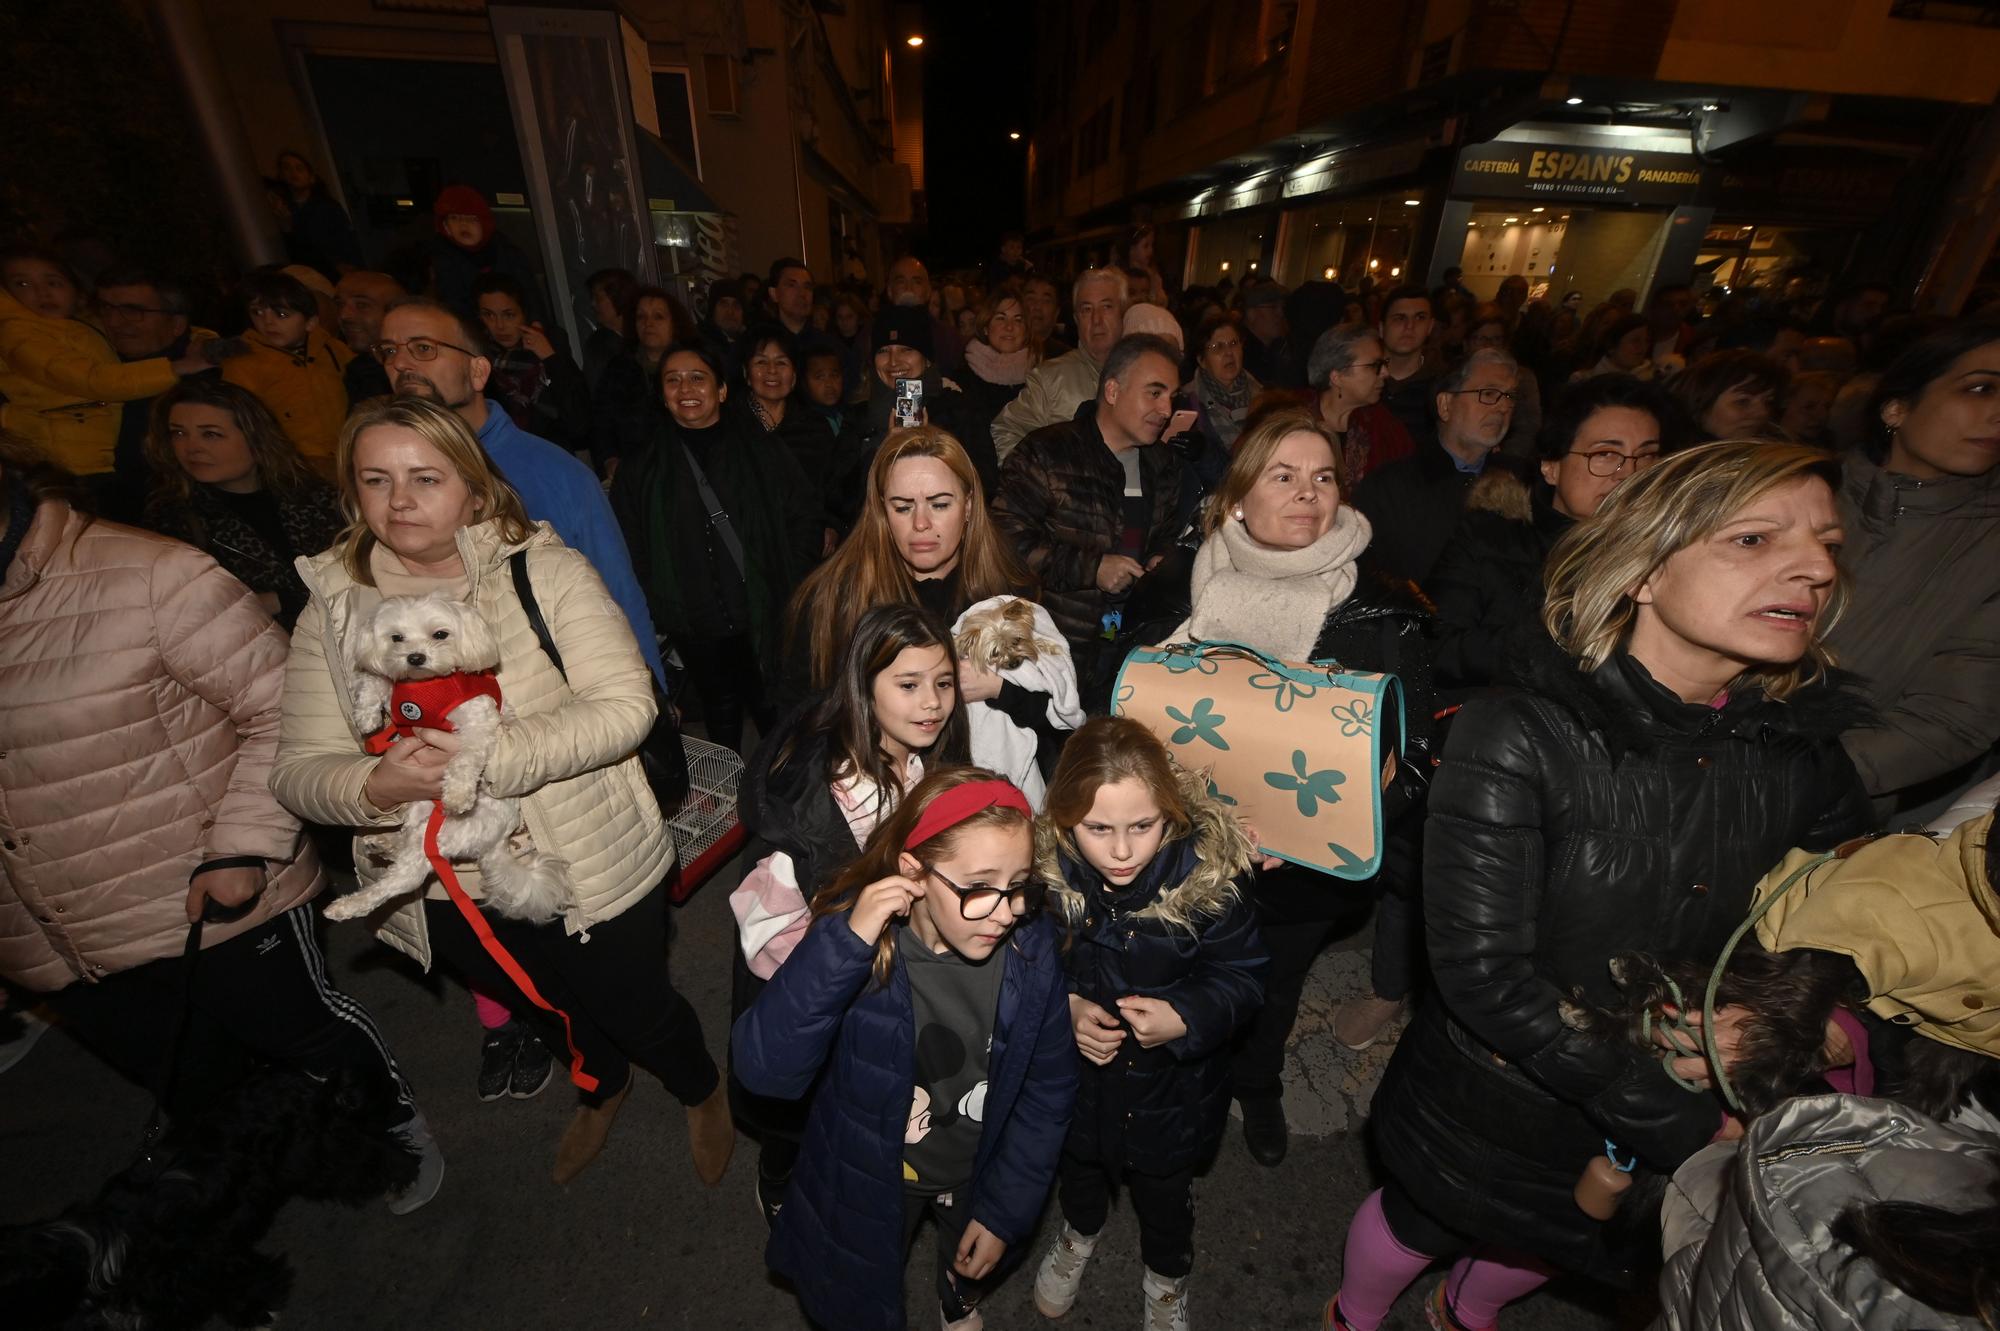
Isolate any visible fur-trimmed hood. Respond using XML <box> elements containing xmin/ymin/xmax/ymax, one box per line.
<box><xmin>1040</xmin><ymin>760</ymin><xmax>1254</xmax><ymax>934</ymax></box>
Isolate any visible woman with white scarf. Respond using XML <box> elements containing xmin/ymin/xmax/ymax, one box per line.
<box><xmin>958</xmin><ymin>292</ymin><xmax>1038</xmax><ymax>481</ymax></box>
<box><xmin>1162</xmin><ymin>407</ymin><xmax>1438</xmax><ymax>1169</ymax></box>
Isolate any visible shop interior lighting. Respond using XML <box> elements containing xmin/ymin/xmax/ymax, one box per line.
<box><xmin>1249</xmin><ymin>262</ymin><xmax>1258</xmax><ymax>270</ymax></box>
<box><xmin>1008</xmin><ymin>131</ymin><xmax>1020</xmax><ymax>141</ymax></box>
<box><xmin>1504</xmin><ymin>217</ymin><xmax>1519</xmax><ymax>224</ymax></box>
<box><xmin>1220</xmin><ymin>261</ymin><xmax>1230</xmax><ymax>272</ymax></box>
<box><xmin>1369</xmin><ymin>258</ymin><xmax>1379</xmax><ymax>269</ymax></box>
<box><xmin>1403</xmin><ymin>199</ymin><xmax>1420</xmax><ymax>206</ymax></box>
<box><xmin>1324</xmin><ymin>267</ymin><xmax>1336</xmax><ymax>279</ymax></box>
<box><xmin>905</xmin><ymin>34</ymin><xmax>924</xmax><ymax>47</ymax></box>
<box><xmin>1565</xmin><ymin>96</ymin><xmax>1584</xmax><ymax>105</ymax></box>
<box><xmin>1391</xmin><ymin>266</ymin><xmax>1401</xmax><ymax>277</ymax></box>
<box><xmin>1531</xmin><ymin>206</ymin><xmax>1545</xmax><ymax>213</ymax></box>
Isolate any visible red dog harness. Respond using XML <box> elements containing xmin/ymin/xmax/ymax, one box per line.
<box><xmin>363</xmin><ymin>670</ymin><xmax>503</xmax><ymax>755</ymax></box>
<box><xmin>358</xmin><ymin>665</ymin><xmax>599</xmax><ymax>1092</ymax></box>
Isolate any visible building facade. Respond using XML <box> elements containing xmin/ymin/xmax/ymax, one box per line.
<box><xmin>169</xmin><ymin>0</ymin><xmax>915</xmax><ymax>325</ymax></box>
<box><xmin>1024</xmin><ymin>0</ymin><xmax>2000</xmax><ymax>311</ymax></box>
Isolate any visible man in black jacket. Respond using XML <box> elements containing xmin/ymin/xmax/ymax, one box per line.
<box><xmin>993</xmin><ymin>333</ymin><xmax>1185</xmax><ymax>685</ymax></box>
<box><xmin>1354</xmin><ymin>348</ymin><xmax>1521</xmax><ymax>586</ymax></box>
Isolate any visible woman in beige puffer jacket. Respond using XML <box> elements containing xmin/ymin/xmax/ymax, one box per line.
<box><xmin>0</xmin><ymin>436</ymin><xmax>426</xmax><ymax>1185</ymax></box>
<box><xmin>270</xmin><ymin>396</ymin><xmax>732</xmax><ymax>1187</ymax></box>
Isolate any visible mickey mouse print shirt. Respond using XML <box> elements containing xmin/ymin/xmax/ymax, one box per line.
<box><xmin>900</xmin><ymin>931</ymin><xmax>1007</xmax><ymax>1195</ymax></box>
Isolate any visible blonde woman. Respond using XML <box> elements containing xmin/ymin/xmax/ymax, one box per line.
<box><xmin>271</xmin><ymin>397</ymin><xmax>732</xmax><ymax>1188</ymax></box>
<box><xmin>1324</xmin><ymin>440</ymin><xmax>1873</xmax><ymax>1331</ymax></box>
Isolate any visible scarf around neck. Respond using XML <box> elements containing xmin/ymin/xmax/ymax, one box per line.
<box><xmin>963</xmin><ymin>338</ymin><xmax>1032</xmax><ymax>387</ymax></box>
<box><xmin>1186</xmin><ymin>505</ymin><xmax>1373</xmax><ymax>661</ymax></box>
<box><xmin>1196</xmin><ymin>367</ymin><xmax>1261</xmax><ymax>448</ymax></box>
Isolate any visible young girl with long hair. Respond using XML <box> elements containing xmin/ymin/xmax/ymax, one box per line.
<box><xmin>786</xmin><ymin>425</ymin><xmax>1033</xmax><ymax>699</ymax></box>
<box><xmin>1029</xmin><ymin>717</ymin><xmax>1267</xmax><ymax>1331</ymax></box>
<box><xmin>729</xmin><ymin>603</ymin><xmax>971</xmax><ymax>1222</ymax></box>
<box><xmin>732</xmin><ymin>767</ymin><xmax>1077</xmax><ymax>1331</ymax></box>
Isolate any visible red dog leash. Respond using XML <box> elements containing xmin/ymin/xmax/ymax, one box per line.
<box><xmin>424</xmin><ymin>805</ymin><xmax>597</xmax><ymax>1092</ymax></box>
<box><xmin>365</xmin><ymin>669</ymin><xmax>598</xmax><ymax>1092</ymax></box>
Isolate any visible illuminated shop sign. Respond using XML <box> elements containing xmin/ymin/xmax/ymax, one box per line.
<box><xmin>1452</xmin><ymin>143</ymin><xmax>1707</xmax><ymax>206</ymax></box>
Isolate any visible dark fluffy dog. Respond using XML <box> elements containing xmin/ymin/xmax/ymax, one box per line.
<box><xmin>0</xmin><ymin>1069</ymin><xmax>418</xmax><ymax>1330</ymax></box>
<box><xmin>1562</xmin><ymin>943</ymin><xmax>1996</xmax><ymax>1121</ymax></box>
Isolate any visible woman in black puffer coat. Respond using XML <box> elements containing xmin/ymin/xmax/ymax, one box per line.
<box><xmin>1323</xmin><ymin>440</ymin><xmax>1873</xmax><ymax>1331</ymax></box>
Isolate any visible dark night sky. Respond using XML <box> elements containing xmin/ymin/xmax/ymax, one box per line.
<box><xmin>916</xmin><ymin>0</ymin><xmax>1033</xmax><ymax>269</ymax></box>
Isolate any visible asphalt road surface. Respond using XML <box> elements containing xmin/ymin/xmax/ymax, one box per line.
<box><xmin>3</xmin><ymin>853</ymin><xmax>1632</xmax><ymax>1330</ymax></box>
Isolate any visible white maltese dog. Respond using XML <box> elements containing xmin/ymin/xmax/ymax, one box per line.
<box><xmin>325</xmin><ymin>592</ymin><xmax>571</xmax><ymax>924</ymax></box>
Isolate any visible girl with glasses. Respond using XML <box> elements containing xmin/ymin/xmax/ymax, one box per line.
<box><xmin>733</xmin><ymin>768</ymin><xmax>1074</xmax><ymax>1331</ymax></box>
<box><xmin>1029</xmin><ymin>716</ymin><xmax>1267</xmax><ymax>1331</ymax></box>
<box><xmin>729</xmin><ymin>604</ymin><xmax>970</xmax><ymax>1225</ymax></box>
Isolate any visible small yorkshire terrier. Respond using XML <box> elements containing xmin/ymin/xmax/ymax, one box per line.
<box><xmin>327</xmin><ymin>593</ymin><xmax>570</xmax><ymax>924</ymax></box>
<box><xmin>1561</xmin><ymin>945</ymin><xmax>1994</xmax><ymax>1121</ymax></box>
<box><xmin>954</xmin><ymin>597</ymin><xmax>1066</xmax><ymax>675</ymax></box>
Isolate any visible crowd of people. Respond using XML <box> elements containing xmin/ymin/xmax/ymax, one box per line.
<box><xmin>4</xmin><ymin>169</ymin><xmax>2000</xmax><ymax>1331</ymax></box>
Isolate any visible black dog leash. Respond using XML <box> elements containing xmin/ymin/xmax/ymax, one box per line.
<box><xmin>140</xmin><ymin>865</ymin><xmax>262</xmax><ymax>1153</ymax></box>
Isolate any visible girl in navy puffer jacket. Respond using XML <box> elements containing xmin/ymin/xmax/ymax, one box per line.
<box><xmin>1029</xmin><ymin>716</ymin><xmax>1268</xmax><ymax>1329</ymax></box>
<box><xmin>732</xmin><ymin>767</ymin><xmax>1077</xmax><ymax>1331</ymax></box>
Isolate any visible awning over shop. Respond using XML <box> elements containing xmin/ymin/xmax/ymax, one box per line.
<box><xmin>634</xmin><ymin>125</ymin><xmax>718</xmax><ymax>213</ymax></box>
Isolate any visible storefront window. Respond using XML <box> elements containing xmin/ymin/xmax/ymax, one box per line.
<box><xmin>1273</xmin><ymin>192</ymin><xmax>1420</xmax><ymax>287</ymax></box>
<box><xmin>1455</xmin><ymin>205</ymin><xmax>1671</xmax><ymax>308</ymax></box>
<box><xmin>1696</xmin><ymin>223</ymin><xmax>1854</xmax><ymax>298</ymax></box>
<box><xmin>1187</xmin><ymin>210</ymin><xmax>1272</xmax><ymax>286</ymax></box>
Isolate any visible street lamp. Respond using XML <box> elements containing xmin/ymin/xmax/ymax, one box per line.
<box><xmin>905</xmin><ymin>34</ymin><xmax>924</xmax><ymax>47</ymax></box>
<box><xmin>1008</xmin><ymin>131</ymin><xmax>1021</xmax><ymax>141</ymax></box>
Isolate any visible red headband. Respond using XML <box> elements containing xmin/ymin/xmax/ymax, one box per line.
<box><xmin>907</xmin><ymin>779</ymin><xmax>1032</xmax><ymax>848</ymax></box>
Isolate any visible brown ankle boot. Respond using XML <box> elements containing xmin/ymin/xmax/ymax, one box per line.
<box><xmin>552</xmin><ymin>1080</ymin><xmax>631</xmax><ymax>1185</ymax></box>
<box><xmin>686</xmin><ymin>1081</ymin><xmax>735</xmax><ymax>1186</ymax></box>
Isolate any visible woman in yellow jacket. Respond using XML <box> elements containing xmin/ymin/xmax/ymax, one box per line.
<box><xmin>219</xmin><ymin>266</ymin><xmax>352</xmax><ymax>480</ymax></box>
<box><xmin>0</xmin><ymin>248</ymin><xmax>207</xmax><ymax>480</ymax></box>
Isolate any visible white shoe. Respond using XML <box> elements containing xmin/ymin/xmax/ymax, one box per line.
<box><xmin>386</xmin><ymin>1109</ymin><xmax>445</xmax><ymax>1215</ymax></box>
<box><xmin>1143</xmin><ymin>1268</ymin><xmax>1189</xmax><ymax>1331</ymax></box>
<box><xmin>1033</xmin><ymin>1222</ymin><xmax>1099</xmax><ymax>1318</ymax></box>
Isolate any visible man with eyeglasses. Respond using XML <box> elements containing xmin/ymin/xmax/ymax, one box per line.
<box><xmin>1354</xmin><ymin>348</ymin><xmax>1526</xmax><ymax>584</ymax></box>
<box><xmin>374</xmin><ymin>297</ymin><xmax>666</xmax><ymax>689</ymax></box>
<box><xmin>94</xmin><ymin>264</ymin><xmax>218</xmax><ymax>522</ymax></box>
<box><xmin>1426</xmin><ymin>373</ymin><xmax>1674</xmax><ymax>687</ymax></box>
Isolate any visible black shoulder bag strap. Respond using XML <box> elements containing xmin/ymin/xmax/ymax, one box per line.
<box><xmin>678</xmin><ymin>441</ymin><xmax>750</xmax><ymax>581</ymax></box>
<box><xmin>510</xmin><ymin>548</ymin><xmax>566</xmax><ymax>680</ymax></box>
<box><xmin>510</xmin><ymin>549</ymin><xmax>690</xmax><ymax>806</ymax></box>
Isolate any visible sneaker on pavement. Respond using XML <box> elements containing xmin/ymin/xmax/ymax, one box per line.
<box><xmin>1032</xmin><ymin>1222</ymin><xmax>1100</xmax><ymax>1318</ymax></box>
<box><xmin>1240</xmin><ymin>1095</ymin><xmax>1289</xmax><ymax>1166</ymax></box>
<box><xmin>1333</xmin><ymin>994</ymin><xmax>1408</xmax><ymax>1052</ymax></box>
<box><xmin>755</xmin><ymin>1167</ymin><xmax>789</xmax><ymax>1228</ymax></box>
<box><xmin>386</xmin><ymin>1110</ymin><xmax>445</xmax><ymax>1215</ymax></box>
<box><xmin>476</xmin><ymin>1023</ymin><xmax>520</xmax><ymax>1102</ymax></box>
<box><xmin>1425</xmin><ymin>1279</ymin><xmax>1498</xmax><ymax>1331</ymax></box>
<box><xmin>508</xmin><ymin>1029</ymin><xmax>556</xmax><ymax>1099</ymax></box>
<box><xmin>1142</xmin><ymin>1268</ymin><xmax>1189</xmax><ymax>1331</ymax></box>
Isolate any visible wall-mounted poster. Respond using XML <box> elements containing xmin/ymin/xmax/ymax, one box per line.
<box><xmin>489</xmin><ymin>5</ymin><xmax>659</xmax><ymax>349</ymax></box>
